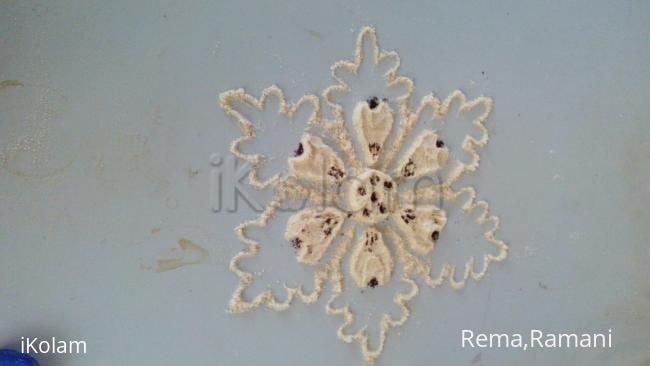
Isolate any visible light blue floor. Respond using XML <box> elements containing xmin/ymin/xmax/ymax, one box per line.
<box><xmin>1</xmin><ymin>1</ymin><xmax>648</xmax><ymax>365</ymax></box>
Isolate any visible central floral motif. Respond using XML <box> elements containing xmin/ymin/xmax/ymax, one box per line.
<box><xmin>282</xmin><ymin>95</ymin><xmax>451</xmax><ymax>290</ymax></box>
<box><xmin>220</xmin><ymin>26</ymin><xmax>508</xmax><ymax>364</ymax></box>
<box><xmin>347</xmin><ymin>168</ymin><xmax>396</xmax><ymax>225</ymax></box>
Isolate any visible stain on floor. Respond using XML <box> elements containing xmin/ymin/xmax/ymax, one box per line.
<box><xmin>155</xmin><ymin>238</ymin><xmax>208</xmax><ymax>272</ymax></box>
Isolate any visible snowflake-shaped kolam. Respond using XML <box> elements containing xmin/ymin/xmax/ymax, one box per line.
<box><xmin>220</xmin><ymin>27</ymin><xmax>508</xmax><ymax>364</ymax></box>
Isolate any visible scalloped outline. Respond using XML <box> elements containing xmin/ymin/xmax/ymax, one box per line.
<box><xmin>435</xmin><ymin>90</ymin><xmax>493</xmax><ymax>186</ymax></box>
<box><xmin>222</xmin><ymin>26</ymin><xmax>508</xmax><ymax>365</ymax></box>
<box><xmin>219</xmin><ymin>85</ymin><xmax>320</xmax><ymax>189</ymax></box>
<box><xmin>324</xmin><ymin>227</ymin><xmax>419</xmax><ymax>365</ymax></box>
<box><xmin>228</xmin><ymin>185</ymin><xmax>352</xmax><ymax>313</ymax></box>
<box><xmin>321</xmin><ymin>26</ymin><xmax>414</xmax><ymax>176</ymax></box>
<box><xmin>387</xmin><ymin>184</ymin><xmax>508</xmax><ymax>290</ymax></box>
<box><xmin>381</xmin><ymin>90</ymin><xmax>492</xmax><ymax>186</ymax></box>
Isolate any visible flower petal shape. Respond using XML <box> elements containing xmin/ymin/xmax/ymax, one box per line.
<box><xmin>391</xmin><ymin>204</ymin><xmax>447</xmax><ymax>256</ymax></box>
<box><xmin>349</xmin><ymin>227</ymin><xmax>393</xmax><ymax>288</ymax></box>
<box><xmin>288</xmin><ymin>133</ymin><xmax>346</xmax><ymax>186</ymax></box>
<box><xmin>284</xmin><ymin>207</ymin><xmax>345</xmax><ymax>265</ymax></box>
<box><xmin>352</xmin><ymin>99</ymin><xmax>394</xmax><ymax>167</ymax></box>
<box><xmin>393</xmin><ymin>130</ymin><xmax>449</xmax><ymax>179</ymax></box>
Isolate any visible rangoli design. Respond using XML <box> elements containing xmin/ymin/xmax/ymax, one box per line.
<box><xmin>220</xmin><ymin>27</ymin><xmax>508</xmax><ymax>364</ymax></box>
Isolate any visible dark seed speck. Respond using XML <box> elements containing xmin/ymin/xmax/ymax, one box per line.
<box><xmin>294</xmin><ymin>142</ymin><xmax>304</xmax><ymax>156</ymax></box>
<box><xmin>431</xmin><ymin>230</ymin><xmax>439</xmax><ymax>241</ymax></box>
<box><xmin>291</xmin><ymin>237</ymin><xmax>302</xmax><ymax>249</ymax></box>
<box><xmin>367</xmin><ymin>96</ymin><xmax>379</xmax><ymax>109</ymax></box>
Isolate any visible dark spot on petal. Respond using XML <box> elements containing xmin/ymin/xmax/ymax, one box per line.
<box><xmin>328</xmin><ymin>166</ymin><xmax>345</xmax><ymax>180</ymax></box>
<box><xmin>367</xmin><ymin>96</ymin><xmax>379</xmax><ymax>109</ymax></box>
<box><xmin>368</xmin><ymin>142</ymin><xmax>381</xmax><ymax>157</ymax></box>
<box><xmin>436</xmin><ymin>139</ymin><xmax>444</xmax><ymax>148</ymax></box>
<box><xmin>358</xmin><ymin>186</ymin><xmax>366</xmax><ymax>196</ymax></box>
<box><xmin>402</xmin><ymin>159</ymin><xmax>416</xmax><ymax>177</ymax></box>
<box><xmin>294</xmin><ymin>142</ymin><xmax>304</xmax><ymax>156</ymax></box>
<box><xmin>367</xmin><ymin>278</ymin><xmax>379</xmax><ymax>288</ymax></box>
<box><xmin>363</xmin><ymin>208</ymin><xmax>370</xmax><ymax>217</ymax></box>
<box><xmin>401</xmin><ymin>209</ymin><xmax>416</xmax><ymax>224</ymax></box>
<box><xmin>370</xmin><ymin>192</ymin><xmax>378</xmax><ymax>202</ymax></box>
<box><xmin>291</xmin><ymin>237</ymin><xmax>302</xmax><ymax>249</ymax></box>
<box><xmin>431</xmin><ymin>230</ymin><xmax>439</xmax><ymax>241</ymax></box>
<box><xmin>379</xmin><ymin>204</ymin><xmax>386</xmax><ymax>214</ymax></box>
<box><xmin>384</xmin><ymin>181</ymin><xmax>393</xmax><ymax>189</ymax></box>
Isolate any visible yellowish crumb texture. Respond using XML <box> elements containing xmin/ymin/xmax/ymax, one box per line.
<box><xmin>219</xmin><ymin>27</ymin><xmax>508</xmax><ymax>364</ymax></box>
